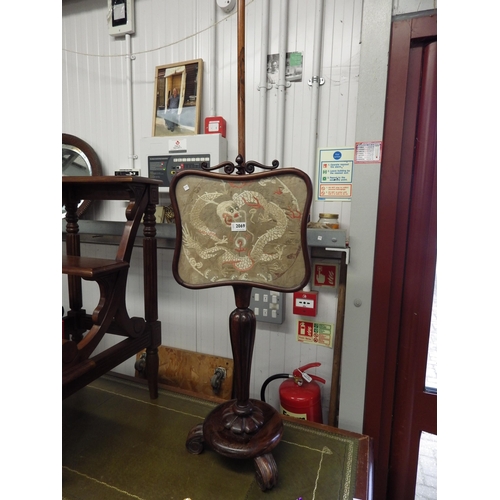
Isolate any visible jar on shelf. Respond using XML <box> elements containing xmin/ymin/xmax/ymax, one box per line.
<box><xmin>318</xmin><ymin>213</ymin><xmax>340</xmax><ymax>229</ymax></box>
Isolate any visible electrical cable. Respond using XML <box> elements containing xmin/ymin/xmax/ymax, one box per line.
<box><xmin>62</xmin><ymin>0</ymin><xmax>257</xmax><ymax>59</ymax></box>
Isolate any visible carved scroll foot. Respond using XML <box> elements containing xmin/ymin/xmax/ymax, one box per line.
<box><xmin>186</xmin><ymin>423</ymin><xmax>205</xmax><ymax>455</ymax></box>
<box><xmin>254</xmin><ymin>453</ymin><xmax>278</xmax><ymax>491</ymax></box>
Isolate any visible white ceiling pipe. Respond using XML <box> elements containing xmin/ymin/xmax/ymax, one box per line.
<box><xmin>276</xmin><ymin>0</ymin><xmax>288</xmax><ymax>166</ymax></box>
<box><xmin>304</xmin><ymin>0</ymin><xmax>325</xmax><ymax>290</ymax></box>
<box><xmin>209</xmin><ymin>0</ymin><xmax>217</xmax><ymax>117</ymax></box>
<box><xmin>275</xmin><ymin>0</ymin><xmax>289</xmax><ymax>167</ymax></box>
<box><xmin>126</xmin><ymin>33</ymin><xmax>136</xmax><ymax>170</ymax></box>
<box><xmin>308</xmin><ymin>0</ymin><xmax>325</xmax><ymax>183</ymax></box>
<box><xmin>257</xmin><ymin>0</ymin><xmax>271</xmax><ymax>162</ymax></box>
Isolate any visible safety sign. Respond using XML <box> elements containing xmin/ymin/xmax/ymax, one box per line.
<box><xmin>316</xmin><ymin>147</ymin><xmax>354</xmax><ymax>201</ymax></box>
<box><xmin>297</xmin><ymin>321</ymin><xmax>334</xmax><ymax>348</ymax></box>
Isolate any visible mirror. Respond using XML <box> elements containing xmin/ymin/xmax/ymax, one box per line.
<box><xmin>152</xmin><ymin>59</ymin><xmax>203</xmax><ymax>137</ymax></box>
<box><xmin>62</xmin><ymin>133</ymin><xmax>102</xmax><ymax>218</ymax></box>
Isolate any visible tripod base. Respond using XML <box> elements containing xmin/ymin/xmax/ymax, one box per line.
<box><xmin>186</xmin><ymin>399</ymin><xmax>283</xmax><ymax>491</ymax></box>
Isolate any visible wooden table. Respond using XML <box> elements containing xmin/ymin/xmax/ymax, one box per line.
<box><xmin>277</xmin><ymin>414</ymin><xmax>374</xmax><ymax>500</ymax></box>
<box><xmin>62</xmin><ymin>176</ymin><xmax>162</xmax><ymax>399</ymax></box>
<box><xmin>63</xmin><ymin>373</ymin><xmax>373</xmax><ymax>499</ymax></box>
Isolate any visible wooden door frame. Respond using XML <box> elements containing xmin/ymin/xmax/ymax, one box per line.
<box><xmin>362</xmin><ymin>12</ymin><xmax>437</xmax><ymax>500</ymax></box>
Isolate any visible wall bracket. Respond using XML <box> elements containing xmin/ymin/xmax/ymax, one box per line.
<box><xmin>308</xmin><ymin>76</ymin><xmax>325</xmax><ymax>86</ymax></box>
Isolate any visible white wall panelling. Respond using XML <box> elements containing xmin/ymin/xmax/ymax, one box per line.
<box><xmin>62</xmin><ymin>0</ymin><xmax>412</xmax><ymax>430</ymax></box>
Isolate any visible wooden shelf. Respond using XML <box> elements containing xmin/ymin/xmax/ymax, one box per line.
<box><xmin>62</xmin><ymin>255</ymin><xmax>129</xmax><ymax>279</ymax></box>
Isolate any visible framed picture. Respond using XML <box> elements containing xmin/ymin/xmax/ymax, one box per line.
<box><xmin>152</xmin><ymin>59</ymin><xmax>203</xmax><ymax>137</ymax></box>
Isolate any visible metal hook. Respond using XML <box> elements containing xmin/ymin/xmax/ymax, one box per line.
<box><xmin>308</xmin><ymin>76</ymin><xmax>325</xmax><ymax>86</ymax></box>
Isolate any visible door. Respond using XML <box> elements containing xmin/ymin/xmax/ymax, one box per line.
<box><xmin>362</xmin><ymin>14</ymin><xmax>437</xmax><ymax>500</ymax></box>
<box><xmin>388</xmin><ymin>39</ymin><xmax>437</xmax><ymax>498</ymax></box>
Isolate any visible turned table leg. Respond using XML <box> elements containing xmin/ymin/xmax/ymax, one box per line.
<box><xmin>64</xmin><ymin>198</ymin><xmax>87</xmax><ymax>343</ymax></box>
<box><xmin>143</xmin><ymin>201</ymin><xmax>160</xmax><ymax>399</ymax></box>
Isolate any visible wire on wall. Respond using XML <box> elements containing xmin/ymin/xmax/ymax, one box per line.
<box><xmin>62</xmin><ymin>0</ymin><xmax>256</xmax><ymax>59</ymax></box>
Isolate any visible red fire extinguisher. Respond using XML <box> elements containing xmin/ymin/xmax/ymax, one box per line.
<box><xmin>279</xmin><ymin>363</ymin><xmax>326</xmax><ymax>423</ymax></box>
<box><xmin>260</xmin><ymin>363</ymin><xmax>326</xmax><ymax>424</ymax></box>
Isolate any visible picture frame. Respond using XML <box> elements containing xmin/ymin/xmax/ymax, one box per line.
<box><xmin>152</xmin><ymin>59</ymin><xmax>203</xmax><ymax>137</ymax></box>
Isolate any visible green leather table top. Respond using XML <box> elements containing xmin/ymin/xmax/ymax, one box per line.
<box><xmin>62</xmin><ymin>375</ymin><xmax>371</xmax><ymax>500</ymax></box>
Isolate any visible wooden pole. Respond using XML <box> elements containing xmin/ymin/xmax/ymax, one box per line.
<box><xmin>328</xmin><ymin>252</ymin><xmax>348</xmax><ymax>427</ymax></box>
<box><xmin>237</xmin><ymin>0</ymin><xmax>246</xmax><ymax>160</ymax></box>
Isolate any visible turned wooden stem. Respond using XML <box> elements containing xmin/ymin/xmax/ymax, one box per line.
<box><xmin>230</xmin><ymin>285</ymin><xmax>254</xmax><ymax>408</ymax></box>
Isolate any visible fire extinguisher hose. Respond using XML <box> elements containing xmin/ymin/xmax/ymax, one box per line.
<box><xmin>260</xmin><ymin>374</ymin><xmax>291</xmax><ymax>402</ymax></box>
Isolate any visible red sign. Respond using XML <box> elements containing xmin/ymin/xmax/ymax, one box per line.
<box><xmin>313</xmin><ymin>263</ymin><xmax>337</xmax><ymax>288</ymax></box>
<box><xmin>297</xmin><ymin>321</ymin><xmax>314</xmax><ymax>341</ymax></box>
<box><xmin>297</xmin><ymin>321</ymin><xmax>334</xmax><ymax>348</ymax></box>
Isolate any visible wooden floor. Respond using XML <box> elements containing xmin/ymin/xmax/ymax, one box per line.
<box><xmin>62</xmin><ymin>374</ymin><xmax>372</xmax><ymax>499</ymax></box>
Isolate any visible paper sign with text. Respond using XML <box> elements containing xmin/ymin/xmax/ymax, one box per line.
<box><xmin>354</xmin><ymin>141</ymin><xmax>382</xmax><ymax>163</ymax></box>
<box><xmin>316</xmin><ymin>147</ymin><xmax>354</xmax><ymax>201</ymax></box>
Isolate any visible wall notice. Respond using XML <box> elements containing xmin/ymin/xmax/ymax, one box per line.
<box><xmin>316</xmin><ymin>147</ymin><xmax>354</xmax><ymax>201</ymax></box>
<box><xmin>313</xmin><ymin>262</ymin><xmax>338</xmax><ymax>288</ymax></box>
<box><xmin>354</xmin><ymin>141</ymin><xmax>382</xmax><ymax>163</ymax></box>
<box><xmin>297</xmin><ymin>321</ymin><xmax>334</xmax><ymax>348</ymax></box>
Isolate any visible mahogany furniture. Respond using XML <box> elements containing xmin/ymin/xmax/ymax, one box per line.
<box><xmin>169</xmin><ymin>158</ymin><xmax>312</xmax><ymax>491</ymax></box>
<box><xmin>62</xmin><ymin>176</ymin><xmax>162</xmax><ymax>400</ymax></box>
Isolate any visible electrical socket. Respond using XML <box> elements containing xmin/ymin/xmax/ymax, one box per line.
<box><xmin>249</xmin><ymin>288</ymin><xmax>285</xmax><ymax>324</ymax></box>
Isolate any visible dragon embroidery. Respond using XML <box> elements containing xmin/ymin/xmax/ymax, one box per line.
<box><xmin>177</xmin><ymin>176</ymin><xmax>305</xmax><ymax>284</ymax></box>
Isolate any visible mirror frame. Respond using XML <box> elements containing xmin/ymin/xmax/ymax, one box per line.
<box><xmin>62</xmin><ymin>133</ymin><xmax>103</xmax><ymax>217</ymax></box>
<box><xmin>152</xmin><ymin>59</ymin><xmax>203</xmax><ymax>137</ymax></box>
